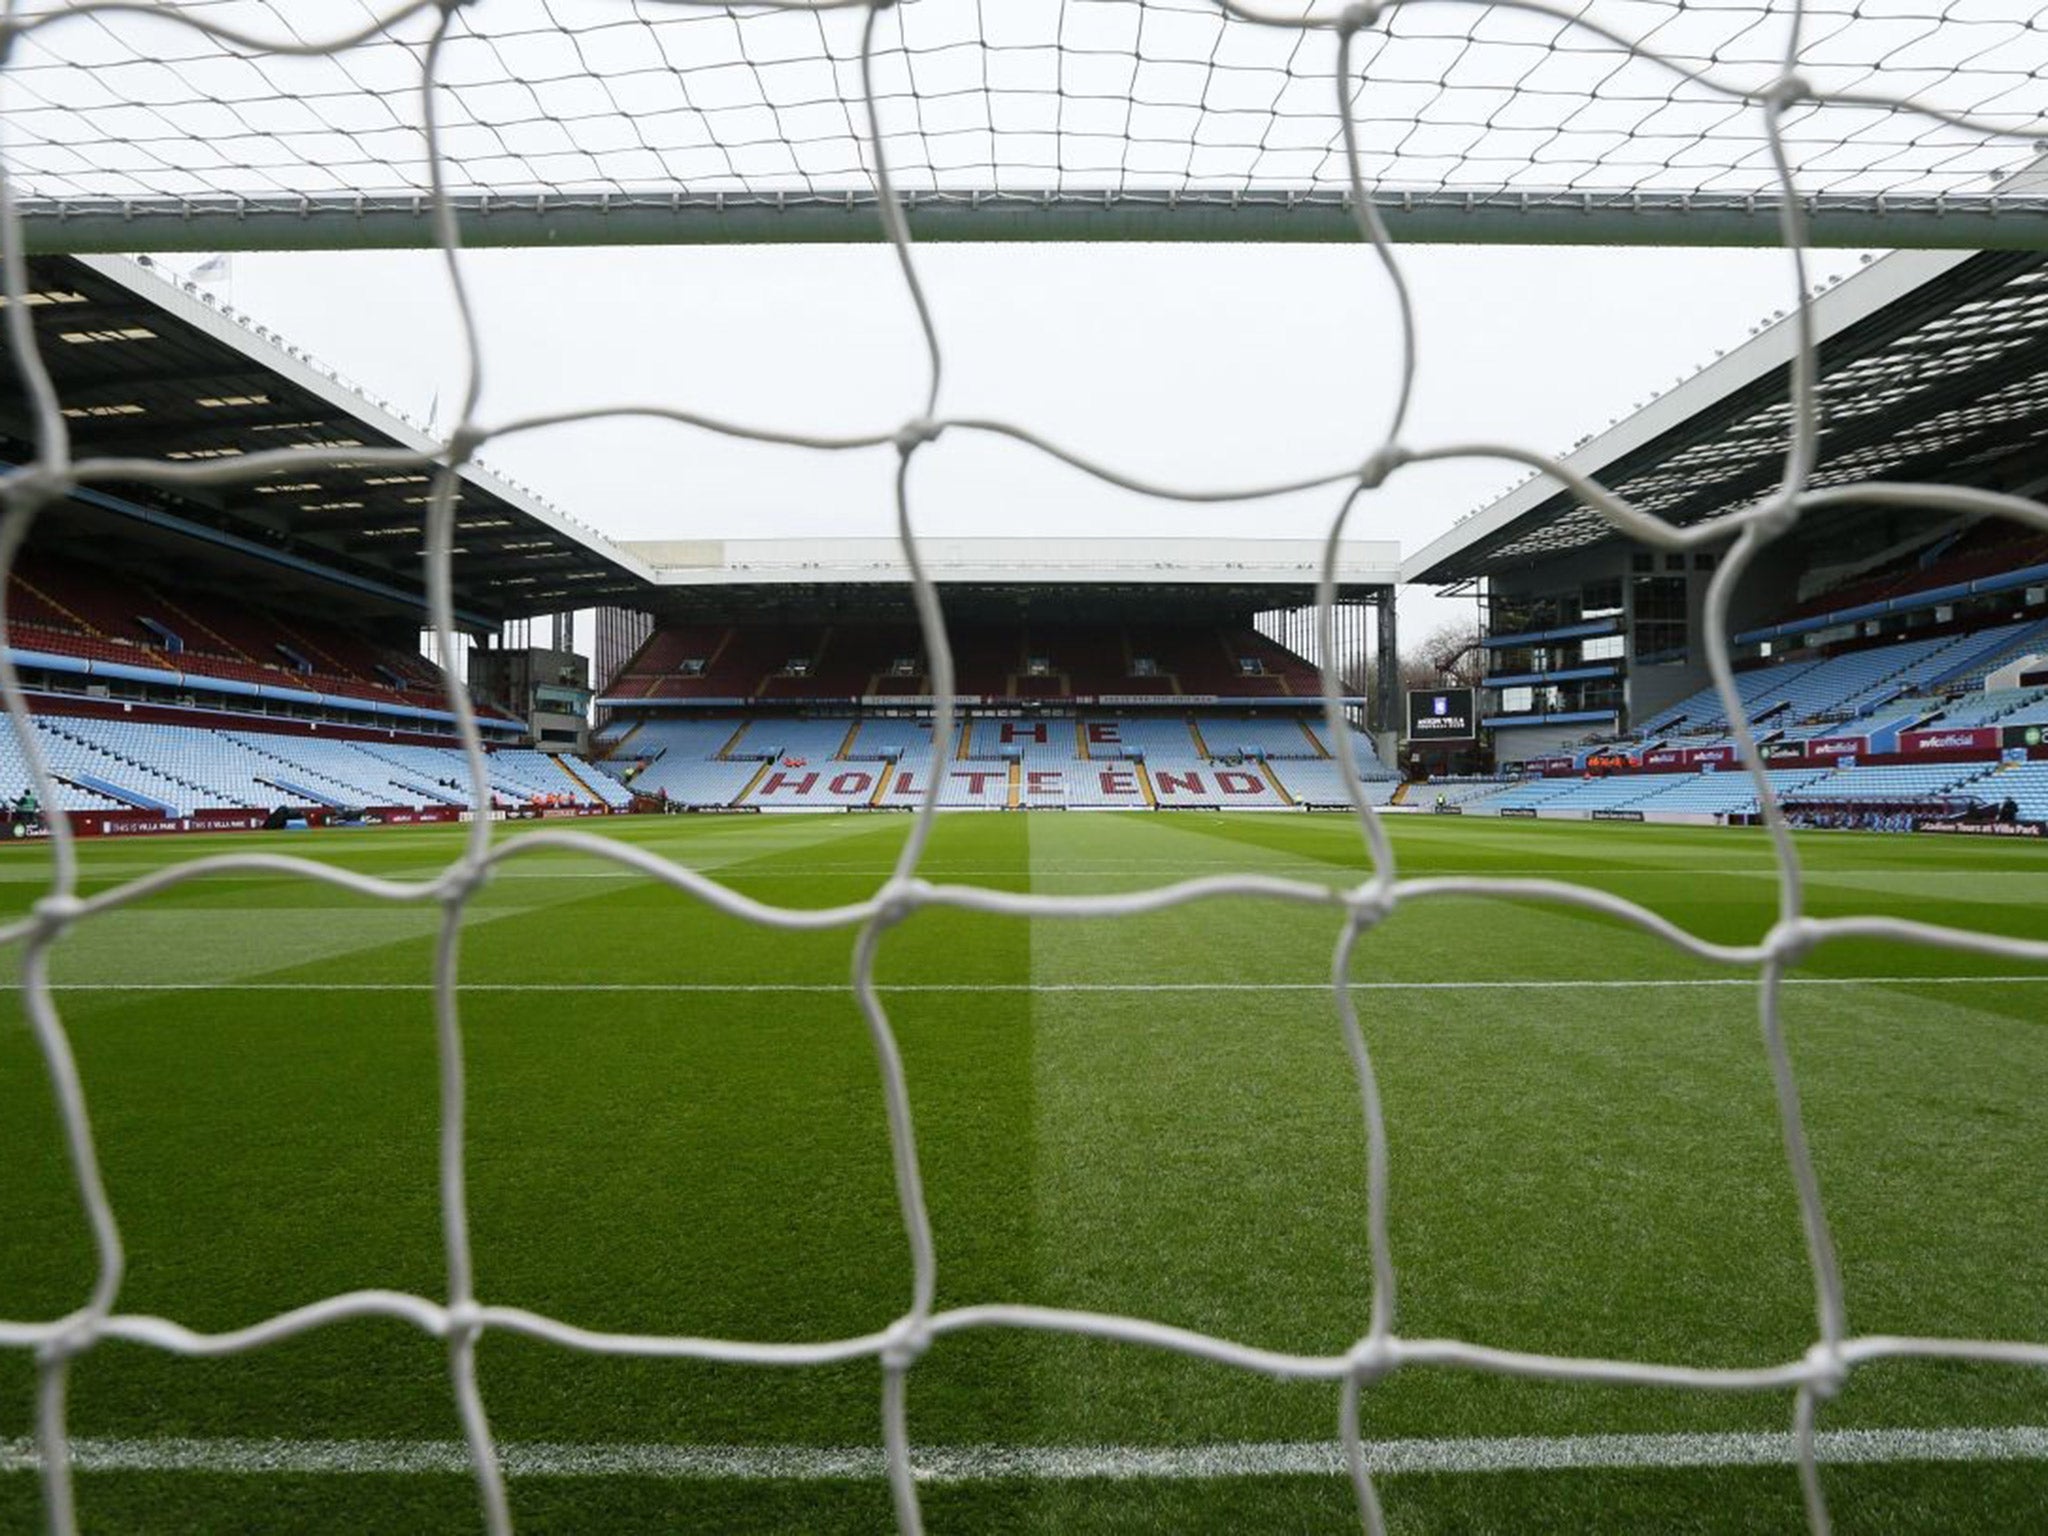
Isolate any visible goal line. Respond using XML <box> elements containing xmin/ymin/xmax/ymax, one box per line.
<box><xmin>8</xmin><ymin>1425</ymin><xmax>2048</xmax><ymax>1482</ymax></box>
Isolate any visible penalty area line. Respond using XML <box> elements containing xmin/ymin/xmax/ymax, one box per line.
<box><xmin>3</xmin><ymin>1427</ymin><xmax>2048</xmax><ymax>1481</ymax></box>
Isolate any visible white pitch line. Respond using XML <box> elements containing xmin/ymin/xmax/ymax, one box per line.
<box><xmin>4</xmin><ymin>1427</ymin><xmax>2047</xmax><ymax>1481</ymax></box>
<box><xmin>26</xmin><ymin>976</ymin><xmax>2048</xmax><ymax>993</ymax></box>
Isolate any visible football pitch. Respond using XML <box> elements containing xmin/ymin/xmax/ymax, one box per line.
<box><xmin>3</xmin><ymin>811</ymin><xmax>2047</xmax><ymax>1533</ymax></box>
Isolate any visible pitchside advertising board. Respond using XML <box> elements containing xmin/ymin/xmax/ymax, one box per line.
<box><xmin>1407</xmin><ymin>687</ymin><xmax>1476</xmax><ymax>744</ymax></box>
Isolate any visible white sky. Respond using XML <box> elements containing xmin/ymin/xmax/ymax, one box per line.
<box><xmin>199</xmin><ymin>239</ymin><xmax>1868</xmax><ymax>649</ymax></box>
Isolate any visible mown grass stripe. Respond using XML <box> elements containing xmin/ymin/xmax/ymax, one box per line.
<box><xmin>6</xmin><ymin>1428</ymin><xmax>2048</xmax><ymax>1480</ymax></box>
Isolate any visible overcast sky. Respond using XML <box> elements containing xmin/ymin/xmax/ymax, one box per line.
<box><xmin>196</xmin><ymin>238</ymin><xmax>1869</xmax><ymax>651</ymax></box>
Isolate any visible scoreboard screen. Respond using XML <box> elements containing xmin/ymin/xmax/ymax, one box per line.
<box><xmin>1406</xmin><ymin>687</ymin><xmax>1476</xmax><ymax>743</ymax></box>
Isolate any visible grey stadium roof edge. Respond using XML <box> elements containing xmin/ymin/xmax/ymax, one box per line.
<box><xmin>1403</xmin><ymin>245</ymin><xmax>2048</xmax><ymax>587</ymax></box>
<box><xmin>4</xmin><ymin>252</ymin><xmax>654</xmax><ymax>629</ymax></box>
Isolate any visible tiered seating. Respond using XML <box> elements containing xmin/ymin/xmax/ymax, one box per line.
<box><xmin>966</xmin><ymin>717</ymin><xmax>1080</xmax><ymax>763</ymax></box>
<box><xmin>606</xmin><ymin>708</ymin><xmax>1386</xmax><ymax>812</ymax></box>
<box><xmin>0</xmin><ymin>725</ymin><xmax>125</xmax><ymax>813</ymax></box>
<box><xmin>1637</xmin><ymin>659</ymin><xmax>1824</xmax><ymax>737</ymax></box>
<box><xmin>1056</xmin><ymin>764</ymin><xmax>1153</xmax><ymax>807</ymax></box>
<box><xmin>553</xmin><ymin>758</ymin><xmax>633</xmax><ymax>808</ymax></box>
<box><xmin>1987</xmin><ymin>764</ymin><xmax>2048</xmax><ymax>821</ymax></box>
<box><xmin>1325</xmin><ymin>725</ymin><xmax>1402</xmax><ymax>779</ymax></box>
<box><xmin>727</xmin><ymin>717</ymin><xmax>859</xmax><ymax>763</ymax></box>
<box><xmin>1781</xmin><ymin>523</ymin><xmax>2048</xmax><ymax>627</ymax></box>
<box><xmin>1199</xmin><ymin>713</ymin><xmax>1327</xmax><ymax>759</ymax></box>
<box><xmin>847</xmin><ymin>717</ymin><xmax>939</xmax><ymax>759</ymax></box>
<box><xmin>748</xmin><ymin>759</ymin><xmax>895</xmax><ymax>808</ymax></box>
<box><xmin>1629</xmin><ymin>769</ymin><xmax>1831</xmax><ymax>816</ymax></box>
<box><xmin>1996</xmin><ymin>695</ymin><xmax>2048</xmax><ymax>731</ymax></box>
<box><xmin>1639</xmin><ymin>626</ymin><xmax>2032</xmax><ymax>740</ymax></box>
<box><xmin>1450</xmin><ymin>767</ymin><xmax>1835</xmax><ymax>818</ymax></box>
<box><xmin>1793</xmin><ymin>763</ymin><xmax>1993</xmax><ymax>801</ymax></box>
<box><xmin>1427</xmin><ymin>778</ymin><xmax>1518</xmax><ymax>808</ymax></box>
<box><xmin>7</xmin><ymin>551</ymin><xmax>475</xmax><ymax>718</ymax></box>
<box><xmin>34</xmin><ymin>720</ymin><xmax>220</xmax><ymax>815</ymax></box>
<box><xmin>1758</xmin><ymin>638</ymin><xmax>1952</xmax><ymax>721</ymax></box>
<box><xmin>642</xmin><ymin>758</ymin><xmax>761</xmax><ymax>807</ymax></box>
<box><xmin>1930</xmin><ymin>619</ymin><xmax>2048</xmax><ymax>690</ymax></box>
<box><xmin>897</xmin><ymin>762</ymin><xmax>1013</xmax><ymax>809</ymax></box>
<box><xmin>1266</xmin><ymin>760</ymin><xmax>1400</xmax><ymax>806</ymax></box>
<box><xmin>224</xmin><ymin>732</ymin><xmax>453</xmax><ymax>808</ymax></box>
<box><xmin>607</xmin><ymin>625</ymin><xmax>721</xmax><ymax>699</ymax></box>
<box><xmin>1083</xmin><ymin>715</ymin><xmax>1199</xmax><ymax>759</ymax></box>
<box><xmin>1045</xmin><ymin>626</ymin><xmax>1133</xmax><ymax>696</ymax></box>
<box><xmin>1466</xmin><ymin>777</ymin><xmax>1590</xmax><ymax>813</ymax></box>
<box><xmin>608</xmin><ymin>620</ymin><xmax>1328</xmax><ymax>702</ymax></box>
<box><xmin>1927</xmin><ymin>688</ymin><xmax>2048</xmax><ymax>729</ymax></box>
<box><xmin>54</xmin><ymin>719</ymin><xmax>300</xmax><ymax>811</ymax></box>
<box><xmin>1772</xmin><ymin>699</ymin><xmax>1932</xmax><ymax>745</ymax></box>
<box><xmin>950</xmin><ymin>631</ymin><xmax>1024</xmax><ymax>696</ymax></box>
<box><xmin>1145</xmin><ymin>760</ymin><xmax>1287</xmax><ymax>808</ymax></box>
<box><xmin>604</xmin><ymin>716</ymin><xmax>742</xmax><ymax>763</ymax></box>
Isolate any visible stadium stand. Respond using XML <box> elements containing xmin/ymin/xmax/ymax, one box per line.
<box><xmin>589</xmin><ymin>703</ymin><xmax>1398</xmax><ymax>813</ymax></box>
<box><xmin>1925</xmin><ymin>688</ymin><xmax>2048</xmax><ymax>730</ymax></box>
<box><xmin>605</xmin><ymin>619</ymin><xmax>1333</xmax><ymax>705</ymax></box>
<box><xmin>1788</xmin><ymin>763</ymin><xmax>1996</xmax><ymax>802</ymax></box>
<box><xmin>1266</xmin><ymin>760</ymin><xmax>1402</xmax><ymax>807</ymax></box>
<box><xmin>9</xmin><ymin>551</ymin><xmax>488</xmax><ymax>721</ymax></box>
<box><xmin>0</xmin><ymin>711</ymin><xmax>625</xmax><ymax>821</ymax></box>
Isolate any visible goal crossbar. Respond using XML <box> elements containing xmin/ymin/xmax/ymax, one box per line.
<box><xmin>15</xmin><ymin>188</ymin><xmax>2048</xmax><ymax>253</ymax></box>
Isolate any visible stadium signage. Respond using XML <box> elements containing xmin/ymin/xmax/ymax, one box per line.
<box><xmin>1584</xmin><ymin>752</ymin><xmax>1637</xmax><ymax>771</ymax></box>
<box><xmin>1643</xmin><ymin>748</ymin><xmax>1685</xmax><ymax>766</ymax></box>
<box><xmin>1903</xmin><ymin>727</ymin><xmax>1999</xmax><ymax>753</ymax></box>
<box><xmin>1918</xmin><ymin>819</ymin><xmax>2047</xmax><ymax>838</ymax></box>
<box><xmin>70</xmin><ymin>812</ymin><xmax>271</xmax><ymax>838</ymax></box>
<box><xmin>1684</xmin><ymin>746</ymin><xmax>1735</xmax><ymax>765</ymax></box>
<box><xmin>1806</xmin><ymin>736</ymin><xmax>1865</xmax><ymax>758</ymax></box>
<box><xmin>1590</xmin><ymin>808</ymin><xmax>1645</xmax><ymax>821</ymax></box>
<box><xmin>1500</xmin><ymin>806</ymin><xmax>1538</xmax><ymax>818</ymax></box>
<box><xmin>1406</xmin><ymin>687</ymin><xmax>1476</xmax><ymax>743</ymax></box>
<box><xmin>2002</xmin><ymin>724</ymin><xmax>2048</xmax><ymax>751</ymax></box>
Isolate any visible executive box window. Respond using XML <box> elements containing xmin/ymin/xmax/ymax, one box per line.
<box><xmin>1632</xmin><ymin>575</ymin><xmax>1688</xmax><ymax>665</ymax></box>
<box><xmin>1582</xmin><ymin>578</ymin><xmax>1623</xmax><ymax>619</ymax></box>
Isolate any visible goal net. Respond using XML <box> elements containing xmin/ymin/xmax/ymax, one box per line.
<box><xmin>2</xmin><ymin>0</ymin><xmax>2046</xmax><ymax>249</ymax></box>
<box><xmin>3</xmin><ymin>4</ymin><xmax>2048</xmax><ymax>1536</ymax></box>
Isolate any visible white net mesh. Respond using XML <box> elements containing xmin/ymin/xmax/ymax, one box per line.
<box><xmin>2</xmin><ymin>3</ymin><xmax>2048</xmax><ymax>1535</ymax></box>
<box><xmin>2</xmin><ymin>0</ymin><xmax>2047</xmax><ymax>244</ymax></box>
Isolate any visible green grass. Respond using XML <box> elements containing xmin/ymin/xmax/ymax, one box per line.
<box><xmin>3</xmin><ymin>811</ymin><xmax>2047</xmax><ymax>1532</ymax></box>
